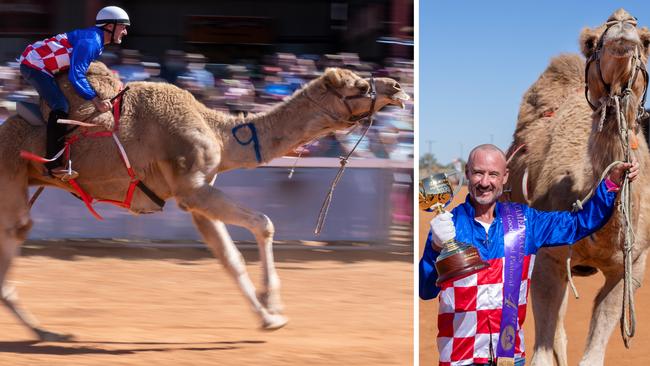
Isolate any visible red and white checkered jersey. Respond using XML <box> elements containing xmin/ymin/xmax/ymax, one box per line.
<box><xmin>436</xmin><ymin>254</ymin><xmax>535</xmax><ymax>366</ymax></box>
<box><xmin>19</xmin><ymin>33</ymin><xmax>73</xmax><ymax>76</ymax></box>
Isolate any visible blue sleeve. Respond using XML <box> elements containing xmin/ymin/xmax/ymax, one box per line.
<box><xmin>530</xmin><ymin>180</ymin><xmax>617</xmax><ymax>248</ymax></box>
<box><xmin>419</xmin><ymin>230</ymin><xmax>442</xmax><ymax>300</ymax></box>
<box><xmin>68</xmin><ymin>38</ymin><xmax>100</xmax><ymax>100</ymax></box>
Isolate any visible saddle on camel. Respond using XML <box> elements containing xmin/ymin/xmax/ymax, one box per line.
<box><xmin>0</xmin><ymin>62</ymin><xmax>409</xmax><ymax>340</ymax></box>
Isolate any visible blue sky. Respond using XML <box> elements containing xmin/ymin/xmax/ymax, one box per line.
<box><xmin>419</xmin><ymin>1</ymin><xmax>650</xmax><ymax>164</ymax></box>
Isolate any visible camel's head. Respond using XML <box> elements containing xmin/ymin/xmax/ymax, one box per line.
<box><xmin>581</xmin><ymin>8</ymin><xmax>650</xmax><ymax>114</ymax></box>
<box><xmin>308</xmin><ymin>68</ymin><xmax>409</xmax><ymax>130</ymax></box>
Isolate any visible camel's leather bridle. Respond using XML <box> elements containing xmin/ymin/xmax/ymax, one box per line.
<box><xmin>584</xmin><ymin>17</ymin><xmax>649</xmax><ymax>116</ymax></box>
<box><xmin>325</xmin><ymin>77</ymin><xmax>378</xmax><ymax>123</ymax></box>
<box><xmin>304</xmin><ymin>77</ymin><xmax>378</xmax><ymax>125</ymax></box>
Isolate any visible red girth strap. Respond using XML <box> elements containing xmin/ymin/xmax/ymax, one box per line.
<box><xmin>64</xmin><ymin>88</ymin><xmax>143</xmax><ymax>220</ymax></box>
<box><xmin>20</xmin><ymin>87</ymin><xmax>163</xmax><ymax>220</ymax></box>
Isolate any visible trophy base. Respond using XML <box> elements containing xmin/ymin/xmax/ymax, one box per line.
<box><xmin>435</xmin><ymin>244</ymin><xmax>490</xmax><ymax>286</ymax></box>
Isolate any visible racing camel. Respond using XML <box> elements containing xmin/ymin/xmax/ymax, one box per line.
<box><xmin>0</xmin><ymin>62</ymin><xmax>409</xmax><ymax>340</ymax></box>
<box><xmin>507</xmin><ymin>8</ymin><xmax>650</xmax><ymax>366</ymax></box>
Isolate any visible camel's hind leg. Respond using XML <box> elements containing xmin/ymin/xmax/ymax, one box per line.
<box><xmin>579</xmin><ymin>251</ymin><xmax>647</xmax><ymax>366</ymax></box>
<box><xmin>178</xmin><ymin>184</ymin><xmax>286</xmax><ymax>329</ymax></box>
<box><xmin>0</xmin><ymin>181</ymin><xmax>71</xmax><ymax>341</ymax></box>
<box><xmin>530</xmin><ymin>251</ymin><xmax>568</xmax><ymax>366</ymax></box>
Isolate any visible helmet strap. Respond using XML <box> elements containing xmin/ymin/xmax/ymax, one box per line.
<box><xmin>100</xmin><ymin>22</ymin><xmax>117</xmax><ymax>45</ymax></box>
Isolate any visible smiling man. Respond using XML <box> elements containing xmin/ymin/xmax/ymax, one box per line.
<box><xmin>17</xmin><ymin>5</ymin><xmax>130</xmax><ymax>179</ymax></box>
<box><xmin>419</xmin><ymin>144</ymin><xmax>638</xmax><ymax>366</ymax></box>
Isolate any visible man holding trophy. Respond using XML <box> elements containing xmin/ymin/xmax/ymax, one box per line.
<box><xmin>419</xmin><ymin>144</ymin><xmax>638</xmax><ymax>366</ymax></box>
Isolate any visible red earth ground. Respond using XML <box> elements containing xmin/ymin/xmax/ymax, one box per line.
<box><xmin>0</xmin><ymin>243</ymin><xmax>412</xmax><ymax>366</ymax></box>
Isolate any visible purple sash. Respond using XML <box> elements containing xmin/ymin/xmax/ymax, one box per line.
<box><xmin>496</xmin><ymin>202</ymin><xmax>526</xmax><ymax>364</ymax></box>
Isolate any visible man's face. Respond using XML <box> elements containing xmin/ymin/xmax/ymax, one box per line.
<box><xmin>107</xmin><ymin>24</ymin><xmax>128</xmax><ymax>44</ymax></box>
<box><xmin>465</xmin><ymin>149</ymin><xmax>509</xmax><ymax>206</ymax></box>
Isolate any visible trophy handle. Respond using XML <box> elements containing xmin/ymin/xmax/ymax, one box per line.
<box><xmin>443</xmin><ymin>170</ymin><xmax>465</xmax><ymax>205</ymax></box>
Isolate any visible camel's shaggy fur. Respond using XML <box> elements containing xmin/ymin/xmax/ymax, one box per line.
<box><xmin>507</xmin><ymin>9</ymin><xmax>650</xmax><ymax>366</ymax></box>
<box><xmin>0</xmin><ymin>61</ymin><xmax>408</xmax><ymax>339</ymax></box>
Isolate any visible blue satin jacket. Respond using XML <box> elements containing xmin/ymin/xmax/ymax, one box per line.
<box><xmin>66</xmin><ymin>27</ymin><xmax>104</xmax><ymax>100</ymax></box>
<box><xmin>419</xmin><ymin>180</ymin><xmax>617</xmax><ymax>300</ymax></box>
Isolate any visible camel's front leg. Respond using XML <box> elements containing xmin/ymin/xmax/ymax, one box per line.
<box><xmin>580</xmin><ymin>251</ymin><xmax>647</xmax><ymax>366</ymax></box>
<box><xmin>530</xmin><ymin>251</ymin><xmax>568</xmax><ymax>366</ymax></box>
<box><xmin>178</xmin><ymin>184</ymin><xmax>285</xmax><ymax>327</ymax></box>
<box><xmin>553</xmin><ymin>286</ymin><xmax>569</xmax><ymax>366</ymax></box>
<box><xmin>0</xmin><ymin>192</ymin><xmax>72</xmax><ymax>341</ymax></box>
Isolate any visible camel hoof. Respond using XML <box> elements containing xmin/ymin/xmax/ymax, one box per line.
<box><xmin>35</xmin><ymin>328</ymin><xmax>75</xmax><ymax>342</ymax></box>
<box><xmin>257</xmin><ymin>291</ymin><xmax>284</xmax><ymax>314</ymax></box>
<box><xmin>261</xmin><ymin>314</ymin><xmax>289</xmax><ymax>331</ymax></box>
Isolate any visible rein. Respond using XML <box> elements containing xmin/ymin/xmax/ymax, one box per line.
<box><xmin>580</xmin><ymin>29</ymin><xmax>645</xmax><ymax>343</ymax></box>
<box><xmin>312</xmin><ymin>77</ymin><xmax>378</xmax><ymax>235</ymax></box>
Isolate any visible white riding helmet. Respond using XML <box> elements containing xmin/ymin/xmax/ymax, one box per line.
<box><xmin>95</xmin><ymin>6</ymin><xmax>130</xmax><ymax>26</ymax></box>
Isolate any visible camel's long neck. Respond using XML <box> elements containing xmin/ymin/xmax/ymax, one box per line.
<box><xmin>211</xmin><ymin>85</ymin><xmax>336</xmax><ymax>171</ymax></box>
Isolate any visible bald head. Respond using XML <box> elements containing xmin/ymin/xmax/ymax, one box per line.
<box><xmin>467</xmin><ymin>144</ymin><xmax>507</xmax><ymax>169</ymax></box>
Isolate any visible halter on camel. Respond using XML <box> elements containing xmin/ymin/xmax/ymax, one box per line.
<box><xmin>20</xmin><ymin>87</ymin><xmax>165</xmax><ymax>220</ymax></box>
<box><xmin>584</xmin><ymin>17</ymin><xmax>649</xmax><ymax>119</ymax></box>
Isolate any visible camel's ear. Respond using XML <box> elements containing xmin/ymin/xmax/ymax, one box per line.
<box><xmin>324</xmin><ymin>68</ymin><xmax>343</xmax><ymax>88</ymax></box>
<box><xmin>354</xmin><ymin>78</ymin><xmax>370</xmax><ymax>94</ymax></box>
<box><xmin>580</xmin><ymin>27</ymin><xmax>600</xmax><ymax>59</ymax></box>
<box><xmin>640</xmin><ymin>27</ymin><xmax>650</xmax><ymax>59</ymax></box>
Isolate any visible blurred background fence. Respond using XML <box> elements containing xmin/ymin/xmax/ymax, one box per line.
<box><xmin>29</xmin><ymin>158</ymin><xmax>413</xmax><ymax>242</ymax></box>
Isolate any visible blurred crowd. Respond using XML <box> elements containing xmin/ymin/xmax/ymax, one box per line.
<box><xmin>0</xmin><ymin>50</ymin><xmax>413</xmax><ymax>161</ymax></box>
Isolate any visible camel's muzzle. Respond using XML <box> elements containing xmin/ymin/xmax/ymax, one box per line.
<box><xmin>391</xmin><ymin>89</ymin><xmax>410</xmax><ymax>109</ymax></box>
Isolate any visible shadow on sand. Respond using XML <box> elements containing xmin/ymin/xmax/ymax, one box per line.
<box><xmin>0</xmin><ymin>339</ymin><xmax>265</xmax><ymax>356</ymax></box>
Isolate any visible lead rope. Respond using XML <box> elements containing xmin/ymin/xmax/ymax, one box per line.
<box><xmin>314</xmin><ymin>115</ymin><xmax>375</xmax><ymax>235</ymax></box>
<box><xmin>569</xmin><ymin>91</ymin><xmax>637</xmax><ymax>346</ymax></box>
<box><xmin>615</xmin><ymin>93</ymin><xmax>637</xmax><ymax>347</ymax></box>
<box><xmin>568</xmin><ymin>159</ymin><xmax>623</xmax><ymax>299</ymax></box>
<box><xmin>314</xmin><ymin>78</ymin><xmax>377</xmax><ymax>235</ymax></box>
<box><xmin>287</xmin><ymin>149</ymin><xmax>303</xmax><ymax>179</ymax></box>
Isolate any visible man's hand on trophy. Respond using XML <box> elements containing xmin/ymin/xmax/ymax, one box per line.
<box><xmin>430</xmin><ymin>212</ymin><xmax>455</xmax><ymax>251</ymax></box>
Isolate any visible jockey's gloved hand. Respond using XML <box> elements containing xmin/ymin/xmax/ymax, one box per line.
<box><xmin>430</xmin><ymin>211</ymin><xmax>455</xmax><ymax>251</ymax></box>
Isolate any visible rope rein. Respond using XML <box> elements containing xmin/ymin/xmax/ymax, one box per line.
<box><xmin>572</xmin><ymin>89</ymin><xmax>638</xmax><ymax>347</ymax></box>
<box><xmin>615</xmin><ymin>93</ymin><xmax>637</xmax><ymax>348</ymax></box>
<box><xmin>314</xmin><ymin>78</ymin><xmax>377</xmax><ymax>235</ymax></box>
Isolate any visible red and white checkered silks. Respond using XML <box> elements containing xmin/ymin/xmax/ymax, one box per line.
<box><xmin>19</xmin><ymin>33</ymin><xmax>73</xmax><ymax>76</ymax></box>
<box><xmin>436</xmin><ymin>254</ymin><xmax>535</xmax><ymax>366</ymax></box>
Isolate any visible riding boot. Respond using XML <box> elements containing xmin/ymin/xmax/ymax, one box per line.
<box><xmin>45</xmin><ymin>110</ymin><xmax>77</xmax><ymax>180</ymax></box>
<box><xmin>45</xmin><ymin>110</ymin><xmax>67</xmax><ymax>171</ymax></box>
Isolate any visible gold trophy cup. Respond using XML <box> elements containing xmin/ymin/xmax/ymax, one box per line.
<box><xmin>420</xmin><ymin>172</ymin><xmax>490</xmax><ymax>285</ymax></box>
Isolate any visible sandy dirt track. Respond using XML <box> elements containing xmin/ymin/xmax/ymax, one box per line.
<box><xmin>0</xmin><ymin>244</ymin><xmax>412</xmax><ymax>366</ymax></box>
<box><xmin>419</xmin><ymin>189</ymin><xmax>650</xmax><ymax>365</ymax></box>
